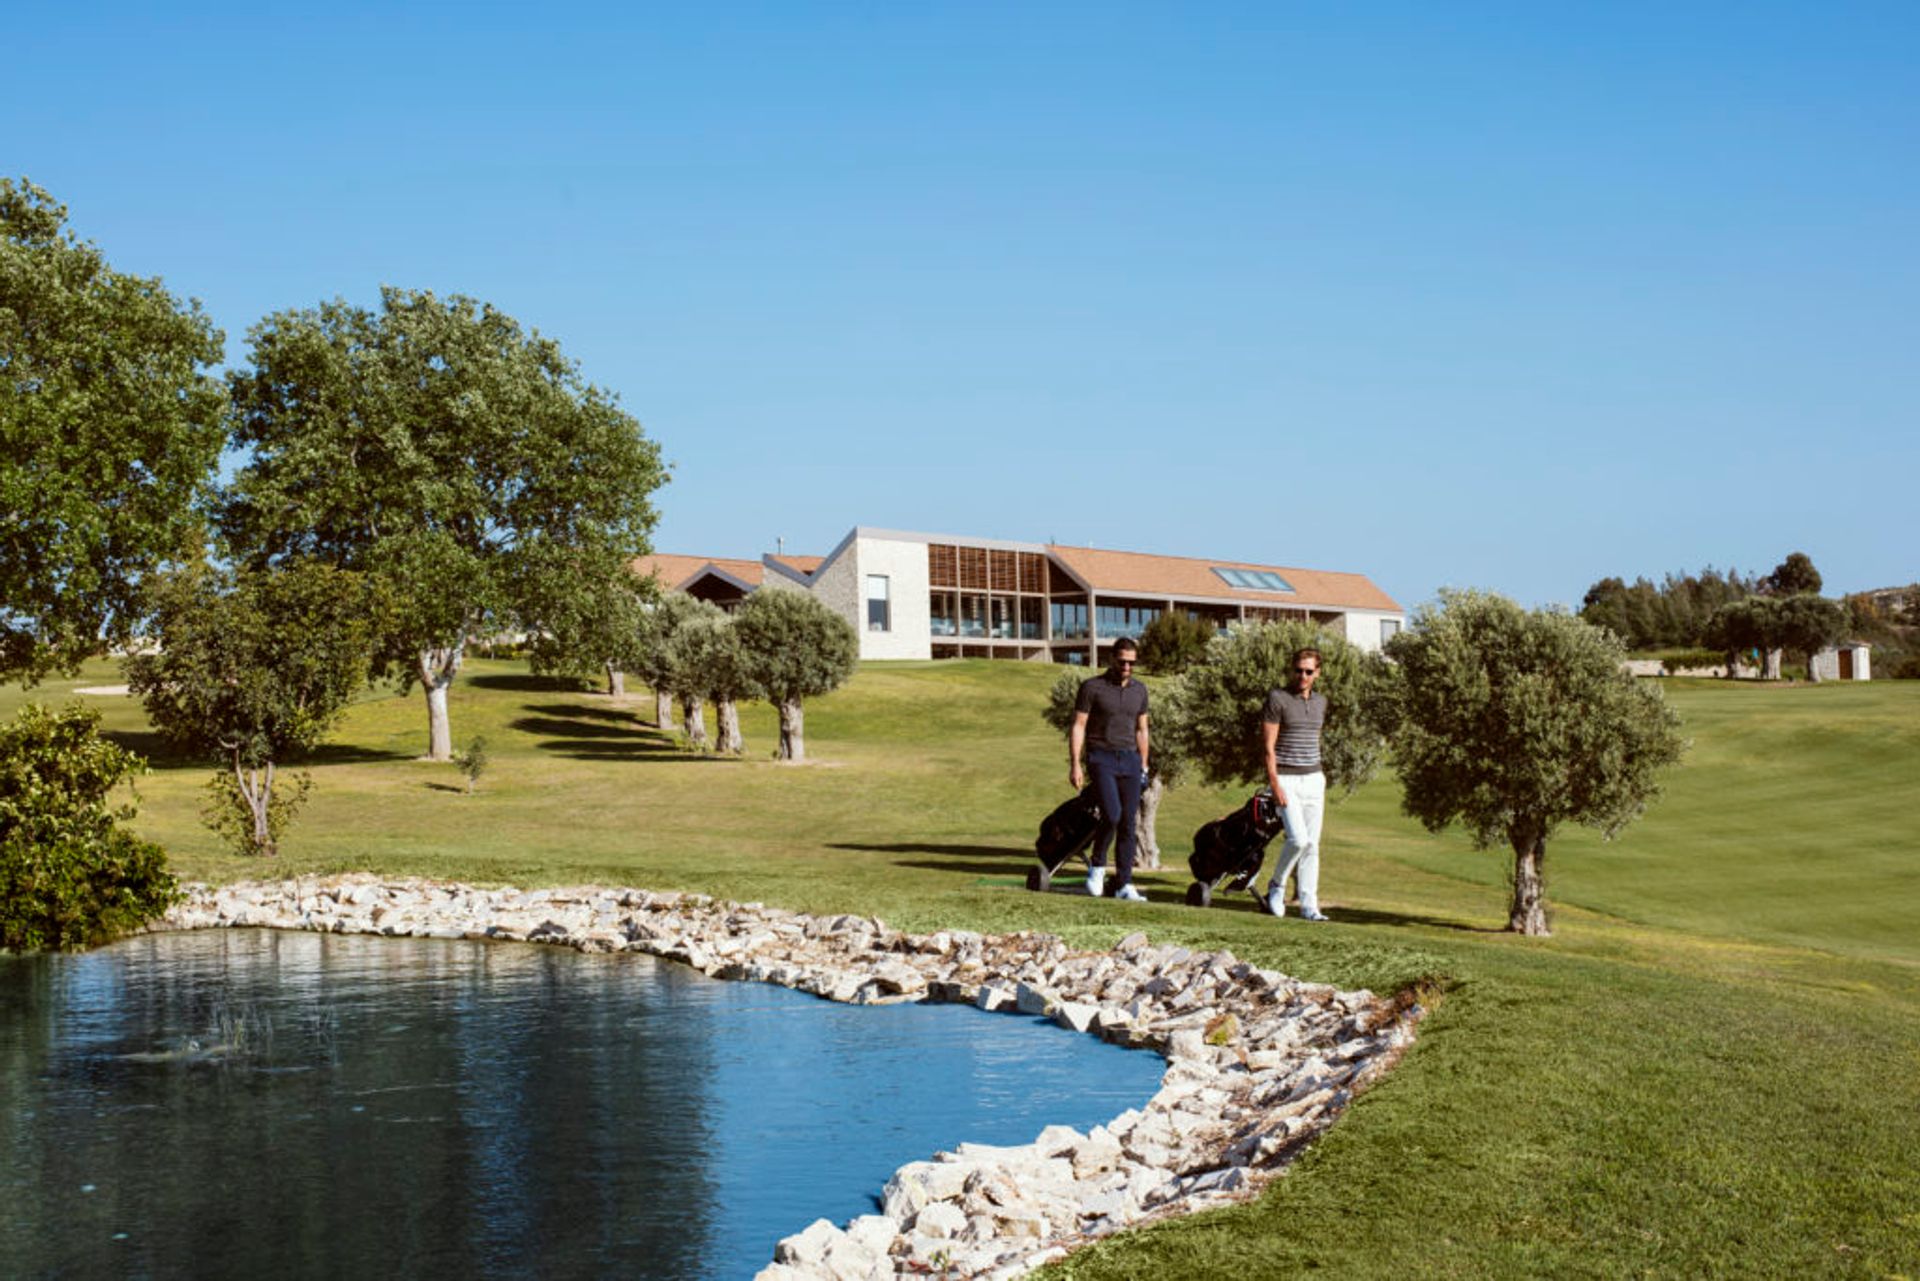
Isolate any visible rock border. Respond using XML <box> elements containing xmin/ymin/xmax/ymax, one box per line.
<box><xmin>161</xmin><ymin>877</ymin><xmax>1423</xmax><ymax>1280</ymax></box>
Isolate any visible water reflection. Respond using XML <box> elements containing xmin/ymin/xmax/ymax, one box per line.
<box><xmin>1</xmin><ymin>930</ymin><xmax>1161</xmax><ymax>1279</ymax></box>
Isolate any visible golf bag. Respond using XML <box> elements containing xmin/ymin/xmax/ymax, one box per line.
<box><xmin>1027</xmin><ymin>788</ymin><xmax>1103</xmax><ymax>892</ymax></box>
<box><xmin>1184</xmin><ymin>791</ymin><xmax>1285</xmax><ymax>908</ymax></box>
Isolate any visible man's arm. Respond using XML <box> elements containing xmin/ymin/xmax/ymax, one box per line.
<box><xmin>1261</xmin><ymin>719</ymin><xmax>1288</xmax><ymax>806</ymax></box>
<box><xmin>1135</xmin><ymin>712</ymin><xmax>1151</xmax><ymax>774</ymax></box>
<box><xmin>1069</xmin><ymin>711</ymin><xmax>1089</xmax><ymax>789</ymax></box>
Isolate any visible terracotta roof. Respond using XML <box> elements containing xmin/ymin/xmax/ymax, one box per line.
<box><xmin>632</xmin><ymin>554</ymin><xmax>766</xmax><ymax>590</ymax></box>
<box><xmin>767</xmin><ymin>555</ymin><xmax>823</xmax><ymax>578</ymax></box>
<box><xmin>1045</xmin><ymin>545</ymin><xmax>1401</xmax><ymax>613</ymax></box>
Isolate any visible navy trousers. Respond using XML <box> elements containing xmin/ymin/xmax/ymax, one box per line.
<box><xmin>1086</xmin><ymin>748</ymin><xmax>1144</xmax><ymax>889</ymax></box>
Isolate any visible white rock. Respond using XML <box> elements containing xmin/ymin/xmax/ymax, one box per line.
<box><xmin>773</xmin><ymin>1218</ymin><xmax>842</xmax><ymax>1267</ymax></box>
<box><xmin>911</xmin><ymin>1200</ymin><xmax>967</xmax><ymax>1239</ymax></box>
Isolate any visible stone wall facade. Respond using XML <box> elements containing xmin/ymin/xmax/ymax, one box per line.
<box><xmin>160</xmin><ymin>877</ymin><xmax>1421</xmax><ymax>1279</ymax></box>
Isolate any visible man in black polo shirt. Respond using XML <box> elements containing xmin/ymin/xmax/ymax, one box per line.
<box><xmin>1068</xmin><ymin>637</ymin><xmax>1151</xmax><ymax>902</ymax></box>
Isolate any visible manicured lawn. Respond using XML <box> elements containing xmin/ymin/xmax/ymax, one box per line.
<box><xmin>9</xmin><ymin>661</ymin><xmax>1920</xmax><ymax>1277</ymax></box>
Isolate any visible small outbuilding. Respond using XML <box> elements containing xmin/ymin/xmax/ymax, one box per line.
<box><xmin>1811</xmin><ymin>642</ymin><xmax>1872</xmax><ymax>682</ymax></box>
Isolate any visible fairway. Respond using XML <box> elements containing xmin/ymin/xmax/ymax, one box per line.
<box><xmin>8</xmin><ymin>661</ymin><xmax>1920</xmax><ymax>1277</ymax></box>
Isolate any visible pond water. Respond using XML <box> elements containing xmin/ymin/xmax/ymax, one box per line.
<box><xmin>0</xmin><ymin>929</ymin><xmax>1161</xmax><ymax>1279</ymax></box>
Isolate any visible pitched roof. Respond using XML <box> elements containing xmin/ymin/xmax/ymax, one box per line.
<box><xmin>767</xmin><ymin>555</ymin><xmax>823</xmax><ymax>579</ymax></box>
<box><xmin>632</xmin><ymin>554</ymin><xmax>766</xmax><ymax>591</ymax></box>
<box><xmin>1045</xmin><ymin>544</ymin><xmax>1401</xmax><ymax>613</ymax></box>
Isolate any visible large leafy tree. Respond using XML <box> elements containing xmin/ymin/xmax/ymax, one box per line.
<box><xmin>734</xmin><ymin>589</ymin><xmax>857</xmax><ymax>762</ymax></box>
<box><xmin>0</xmin><ymin>178</ymin><xmax>225</xmax><ymax>684</ymax></box>
<box><xmin>1387</xmin><ymin>590</ymin><xmax>1686</xmax><ymax>936</ymax></box>
<box><xmin>220</xmin><ymin>288</ymin><xmax>665</xmax><ymax>760</ymax></box>
<box><xmin>1157</xmin><ymin>619</ymin><xmax>1399</xmax><ymax>796</ymax></box>
<box><xmin>1773</xmin><ymin>593</ymin><xmax>1847</xmax><ymax>682</ymax></box>
<box><xmin>127</xmin><ymin>562</ymin><xmax>382</xmax><ymax>856</ymax></box>
<box><xmin>630</xmin><ymin>591</ymin><xmax>714</xmax><ymax>733</ymax></box>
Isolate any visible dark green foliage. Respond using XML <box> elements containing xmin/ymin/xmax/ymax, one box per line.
<box><xmin>1579</xmin><ymin>566</ymin><xmax>1755</xmax><ymax>650</ymax></box>
<box><xmin>1762</xmin><ymin>550</ymin><xmax>1823</xmax><ymax>596</ymax></box>
<box><xmin>1772</xmin><ymin>593</ymin><xmax>1847</xmax><ymax>677</ymax></box>
<box><xmin>0</xmin><ymin>178</ymin><xmax>226</xmax><ymax>684</ymax></box>
<box><xmin>1660</xmin><ymin>650</ymin><xmax>1727</xmax><ymax>675</ymax></box>
<box><xmin>0</xmin><ymin>703</ymin><xmax>178</xmax><ymax>952</ymax></box>
<box><xmin>1136</xmin><ymin>612</ymin><xmax>1215</xmax><ymax>675</ymax></box>
<box><xmin>1159</xmin><ymin>620</ymin><xmax>1398</xmax><ymax>795</ymax></box>
<box><xmin>127</xmin><ymin>561</ymin><xmax>381</xmax><ymax>855</ymax></box>
<box><xmin>219</xmin><ymin>287</ymin><xmax>666</xmax><ymax>758</ymax></box>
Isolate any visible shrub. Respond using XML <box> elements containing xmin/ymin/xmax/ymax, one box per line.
<box><xmin>456</xmin><ymin>736</ymin><xmax>490</xmax><ymax>793</ymax></box>
<box><xmin>0</xmin><ymin>704</ymin><xmax>180</xmax><ymax>952</ymax></box>
<box><xmin>1661</xmin><ymin>649</ymin><xmax>1725</xmax><ymax>675</ymax></box>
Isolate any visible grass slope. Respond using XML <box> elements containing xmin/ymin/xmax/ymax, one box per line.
<box><xmin>8</xmin><ymin>661</ymin><xmax>1919</xmax><ymax>1277</ymax></box>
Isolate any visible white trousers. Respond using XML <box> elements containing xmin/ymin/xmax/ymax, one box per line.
<box><xmin>1269</xmin><ymin>770</ymin><xmax>1326</xmax><ymax>911</ymax></box>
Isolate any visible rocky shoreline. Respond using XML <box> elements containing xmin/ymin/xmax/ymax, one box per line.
<box><xmin>161</xmin><ymin>877</ymin><xmax>1422</xmax><ymax>1279</ymax></box>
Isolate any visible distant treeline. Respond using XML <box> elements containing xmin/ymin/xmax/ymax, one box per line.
<box><xmin>1579</xmin><ymin>568</ymin><xmax>1757</xmax><ymax>651</ymax></box>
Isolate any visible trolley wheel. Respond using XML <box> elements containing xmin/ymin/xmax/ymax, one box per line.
<box><xmin>1026</xmin><ymin>866</ymin><xmax>1052</xmax><ymax>893</ymax></box>
<box><xmin>1185</xmin><ymin>881</ymin><xmax>1213</xmax><ymax>908</ymax></box>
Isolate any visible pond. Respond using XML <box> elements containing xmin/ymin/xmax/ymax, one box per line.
<box><xmin>1</xmin><ymin>929</ymin><xmax>1163</xmax><ymax>1279</ymax></box>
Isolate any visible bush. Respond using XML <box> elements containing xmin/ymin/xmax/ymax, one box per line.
<box><xmin>1661</xmin><ymin>649</ymin><xmax>1725</xmax><ymax>675</ymax></box>
<box><xmin>0</xmin><ymin>704</ymin><xmax>180</xmax><ymax>952</ymax></box>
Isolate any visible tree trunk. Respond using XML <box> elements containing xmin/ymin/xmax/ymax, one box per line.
<box><xmin>1134</xmin><ymin>773</ymin><xmax>1165</xmax><ymax>871</ymax></box>
<box><xmin>714</xmin><ymin>698</ymin><xmax>743</xmax><ymax>755</ymax></box>
<box><xmin>654</xmin><ymin>688</ymin><xmax>673</xmax><ymax>729</ymax></box>
<box><xmin>1763</xmin><ymin>648</ymin><xmax>1783</xmax><ymax>680</ymax></box>
<box><xmin>777</xmin><ymin>699</ymin><xmax>804</xmax><ymax>761</ymax></box>
<box><xmin>606</xmin><ymin>664</ymin><xmax>626</xmax><ymax>698</ymax></box>
<box><xmin>234</xmin><ymin>757</ymin><xmax>276</xmax><ymax>856</ymax></box>
<box><xmin>1722</xmin><ymin>649</ymin><xmax>1739</xmax><ymax>679</ymax></box>
<box><xmin>1507</xmin><ymin>829</ymin><xmax>1550</xmax><ymax>936</ymax></box>
<box><xmin>683</xmin><ymin>695</ymin><xmax>708</xmax><ymax>748</ymax></box>
<box><xmin>419</xmin><ymin>644</ymin><xmax>463</xmax><ymax>761</ymax></box>
<box><xmin>1805</xmin><ymin>650</ymin><xmax>1824</xmax><ymax>683</ymax></box>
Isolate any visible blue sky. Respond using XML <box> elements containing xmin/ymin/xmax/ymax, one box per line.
<box><xmin>12</xmin><ymin>2</ymin><xmax>1917</xmax><ymax>609</ymax></box>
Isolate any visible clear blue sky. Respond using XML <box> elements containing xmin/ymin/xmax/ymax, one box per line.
<box><xmin>13</xmin><ymin>2</ymin><xmax>1917</xmax><ymax>610</ymax></box>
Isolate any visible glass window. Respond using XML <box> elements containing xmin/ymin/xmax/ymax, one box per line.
<box><xmin>1379</xmin><ymin>618</ymin><xmax>1401</xmax><ymax>643</ymax></box>
<box><xmin>866</xmin><ymin>575</ymin><xmax>890</xmax><ymax>632</ymax></box>
<box><xmin>929</xmin><ymin>591</ymin><xmax>957</xmax><ymax>637</ymax></box>
<box><xmin>1212</xmin><ymin>567</ymin><xmax>1294</xmax><ymax>593</ymax></box>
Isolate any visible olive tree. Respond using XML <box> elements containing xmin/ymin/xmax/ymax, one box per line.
<box><xmin>672</xmin><ymin>608</ymin><xmax>757</xmax><ymax>755</ymax></box>
<box><xmin>220</xmin><ymin>288</ymin><xmax>664</xmax><ymax>760</ymax></box>
<box><xmin>0</xmin><ymin>703</ymin><xmax>179</xmax><ymax>951</ymax></box>
<box><xmin>735</xmin><ymin>590</ymin><xmax>857</xmax><ymax>762</ymax></box>
<box><xmin>1042</xmin><ymin>669</ymin><xmax>1187</xmax><ymax>869</ymax></box>
<box><xmin>1386</xmin><ymin>590</ymin><xmax>1686</xmax><ymax>936</ymax></box>
<box><xmin>1157</xmin><ymin>619</ymin><xmax>1398</xmax><ymax>796</ymax></box>
<box><xmin>1</xmin><ymin>178</ymin><xmax>225</xmax><ymax>684</ymax></box>
<box><xmin>127</xmin><ymin>562</ymin><xmax>381</xmax><ymax>856</ymax></box>
<box><xmin>1136</xmin><ymin>612</ymin><xmax>1215</xmax><ymax>676</ymax></box>
<box><xmin>1773</xmin><ymin>594</ymin><xmax>1847</xmax><ymax>682</ymax></box>
<box><xmin>631</xmin><ymin>592</ymin><xmax>714</xmax><ymax>736</ymax></box>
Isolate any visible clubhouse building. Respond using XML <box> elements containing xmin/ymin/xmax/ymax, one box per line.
<box><xmin>637</xmin><ymin>527</ymin><xmax>1404</xmax><ymax>666</ymax></box>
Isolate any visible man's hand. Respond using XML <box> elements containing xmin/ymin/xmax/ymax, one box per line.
<box><xmin>1273</xmin><ymin>785</ymin><xmax>1290</xmax><ymax>807</ymax></box>
<box><xmin>1070</xmin><ymin>762</ymin><xmax>1084</xmax><ymax>790</ymax></box>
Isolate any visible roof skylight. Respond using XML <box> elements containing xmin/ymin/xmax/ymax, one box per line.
<box><xmin>1213</xmin><ymin>567</ymin><xmax>1295</xmax><ymax>592</ymax></box>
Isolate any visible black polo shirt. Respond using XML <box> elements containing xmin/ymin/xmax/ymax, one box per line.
<box><xmin>1076</xmin><ymin>672</ymin><xmax>1149</xmax><ymax>752</ymax></box>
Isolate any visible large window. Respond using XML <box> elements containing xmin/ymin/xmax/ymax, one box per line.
<box><xmin>929</xmin><ymin>591</ymin><xmax>956</xmax><ymax>636</ymax></box>
<box><xmin>1094</xmin><ymin>601</ymin><xmax>1162</xmax><ymax>639</ymax></box>
<box><xmin>866</xmin><ymin>575</ymin><xmax>890</xmax><ymax>632</ymax></box>
<box><xmin>1379</xmin><ymin>618</ymin><xmax>1401</xmax><ymax>643</ymax></box>
<box><xmin>960</xmin><ymin>594</ymin><xmax>987</xmax><ymax>638</ymax></box>
<box><xmin>1051</xmin><ymin>600</ymin><xmax>1089</xmax><ymax>639</ymax></box>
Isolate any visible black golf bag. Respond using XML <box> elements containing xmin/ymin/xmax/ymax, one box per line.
<box><xmin>1184</xmin><ymin>792</ymin><xmax>1285</xmax><ymax>907</ymax></box>
<box><xmin>1027</xmin><ymin>788</ymin><xmax>1104</xmax><ymax>892</ymax></box>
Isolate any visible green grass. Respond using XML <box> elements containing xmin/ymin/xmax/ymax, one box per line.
<box><xmin>9</xmin><ymin>660</ymin><xmax>1920</xmax><ymax>1277</ymax></box>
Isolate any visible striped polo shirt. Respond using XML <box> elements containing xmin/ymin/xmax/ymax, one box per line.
<box><xmin>1262</xmin><ymin>687</ymin><xmax>1327</xmax><ymax>774</ymax></box>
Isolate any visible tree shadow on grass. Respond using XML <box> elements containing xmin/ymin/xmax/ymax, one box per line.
<box><xmin>507</xmin><ymin>711</ymin><xmax>724</xmax><ymax>763</ymax></box>
<box><xmin>832</xmin><ymin>843</ymin><xmax>1039</xmax><ymax>880</ymax></box>
<box><xmin>467</xmin><ymin>673</ymin><xmax>593</xmax><ymax>693</ymax></box>
<box><xmin>1321</xmin><ymin>905</ymin><xmax>1506</xmax><ymax>935</ymax></box>
<box><xmin>520</xmin><ymin>702</ymin><xmax>638</xmax><ymax>725</ymax></box>
<box><xmin>101</xmin><ymin>730</ymin><xmax>412</xmax><ymax>769</ymax></box>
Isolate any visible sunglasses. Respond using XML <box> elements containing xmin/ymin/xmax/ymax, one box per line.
<box><xmin>1115</xmin><ymin>658</ymin><xmax>1136</xmax><ymax>667</ymax></box>
<box><xmin>1293</xmin><ymin>666</ymin><xmax>1318</xmax><ymax>675</ymax></box>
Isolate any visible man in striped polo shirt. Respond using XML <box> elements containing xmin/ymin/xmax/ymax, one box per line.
<box><xmin>1257</xmin><ymin>646</ymin><xmax>1331</xmax><ymax>920</ymax></box>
